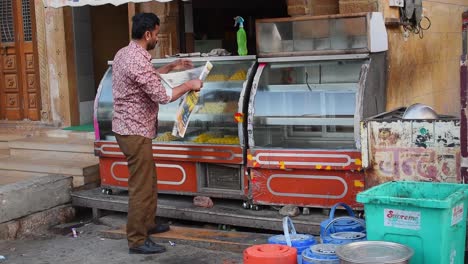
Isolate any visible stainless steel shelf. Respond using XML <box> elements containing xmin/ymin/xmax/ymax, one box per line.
<box><xmin>254</xmin><ymin>116</ymin><xmax>354</xmax><ymax>126</ymax></box>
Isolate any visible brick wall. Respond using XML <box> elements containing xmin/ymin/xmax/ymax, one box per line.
<box><xmin>287</xmin><ymin>0</ymin><xmax>310</xmax><ymax>16</ymax></box>
<box><xmin>310</xmin><ymin>0</ymin><xmax>339</xmax><ymax>16</ymax></box>
<box><xmin>287</xmin><ymin>0</ymin><xmax>339</xmax><ymax>16</ymax></box>
<box><xmin>339</xmin><ymin>0</ymin><xmax>379</xmax><ymax>14</ymax></box>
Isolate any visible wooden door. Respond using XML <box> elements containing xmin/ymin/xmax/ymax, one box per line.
<box><xmin>0</xmin><ymin>0</ymin><xmax>40</xmax><ymax>121</ymax></box>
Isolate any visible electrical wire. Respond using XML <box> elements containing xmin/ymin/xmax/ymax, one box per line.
<box><xmin>400</xmin><ymin>7</ymin><xmax>432</xmax><ymax>39</ymax></box>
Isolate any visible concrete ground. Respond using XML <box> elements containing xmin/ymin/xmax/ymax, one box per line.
<box><xmin>0</xmin><ymin>213</ymin><xmax>243</xmax><ymax>264</ymax></box>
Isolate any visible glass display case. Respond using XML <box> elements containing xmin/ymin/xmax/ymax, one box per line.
<box><xmin>95</xmin><ymin>56</ymin><xmax>257</xmax><ymax>146</ymax></box>
<box><xmin>244</xmin><ymin>13</ymin><xmax>387</xmax><ymax>209</ymax></box>
<box><xmin>94</xmin><ymin>56</ymin><xmax>256</xmax><ymax>199</ymax></box>
<box><xmin>248</xmin><ymin>56</ymin><xmax>365</xmax><ymax>150</ymax></box>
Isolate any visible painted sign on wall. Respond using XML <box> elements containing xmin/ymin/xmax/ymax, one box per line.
<box><xmin>362</xmin><ymin>119</ymin><xmax>461</xmax><ymax>187</ymax></box>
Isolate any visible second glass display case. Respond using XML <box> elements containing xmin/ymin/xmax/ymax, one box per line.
<box><xmin>248</xmin><ymin>55</ymin><xmax>368</xmax><ymax>150</ymax></box>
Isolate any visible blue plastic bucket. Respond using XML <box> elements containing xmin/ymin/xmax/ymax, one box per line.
<box><xmin>268</xmin><ymin>216</ymin><xmax>317</xmax><ymax>264</ymax></box>
<box><xmin>320</xmin><ymin>203</ymin><xmax>365</xmax><ymax>238</ymax></box>
<box><xmin>322</xmin><ymin>231</ymin><xmax>366</xmax><ymax>245</ymax></box>
<box><xmin>302</xmin><ymin>244</ymin><xmax>340</xmax><ymax>264</ymax></box>
<box><xmin>321</xmin><ymin>216</ymin><xmax>366</xmax><ymax>245</ymax></box>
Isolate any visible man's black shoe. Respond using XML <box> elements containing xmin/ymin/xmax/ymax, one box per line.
<box><xmin>129</xmin><ymin>238</ymin><xmax>166</xmax><ymax>254</ymax></box>
<box><xmin>148</xmin><ymin>223</ymin><xmax>170</xmax><ymax>235</ymax></box>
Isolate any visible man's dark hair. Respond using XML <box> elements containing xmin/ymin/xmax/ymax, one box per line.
<box><xmin>131</xmin><ymin>13</ymin><xmax>160</xmax><ymax>40</ymax></box>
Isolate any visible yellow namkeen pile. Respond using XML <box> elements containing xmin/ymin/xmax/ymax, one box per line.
<box><xmin>197</xmin><ymin>102</ymin><xmax>238</xmax><ymax>114</ymax></box>
<box><xmin>205</xmin><ymin>69</ymin><xmax>246</xmax><ymax>82</ymax></box>
<box><xmin>197</xmin><ymin>102</ymin><xmax>226</xmax><ymax>114</ymax></box>
<box><xmin>192</xmin><ymin>133</ymin><xmax>214</xmax><ymax>143</ymax></box>
<box><xmin>228</xmin><ymin>69</ymin><xmax>247</xmax><ymax>81</ymax></box>
<box><xmin>154</xmin><ymin>132</ymin><xmax>179</xmax><ymax>142</ymax></box>
<box><xmin>206</xmin><ymin>135</ymin><xmax>239</xmax><ymax>145</ymax></box>
<box><xmin>206</xmin><ymin>74</ymin><xmax>228</xmax><ymax>82</ymax></box>
<box><xmin>192</xmin><ymin>133</ymin><xmax>239</xmax><ymax>145</ymax></box>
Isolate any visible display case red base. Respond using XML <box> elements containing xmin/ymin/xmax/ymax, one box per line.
<box><xmin>249</xmin><ymin>168</ymin><xmax>364</xmax><ymax>208</ymax></box>
<box><xmin>95</xmin><ymin>141</ymin><xmax>247</xmax><ymax>197</ymax></box>
<box><xmin>99</xmin><ymin>157</ymin><xmax>199</xmax><ymax>193</ymax></box>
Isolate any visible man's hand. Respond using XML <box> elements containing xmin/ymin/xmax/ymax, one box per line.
<box><xmin>170</xmin><ymin>80</ymin><xmax>203</xmax><ymax>102</ymax></box>
<box><xmin>170</xmin><ymin>59</ymin><xmax>194</xmax><ymax>71</ymax></box>
<box><xmin>185</xmin><ymin>79</ymin><xmax>203</xmax><ymax>91</ymax></box>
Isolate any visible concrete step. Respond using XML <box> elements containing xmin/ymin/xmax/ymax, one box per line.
<box><xmin>0</xmin><ymin>170</ymin><xmax>47</xmax><ymax>186</ymax></box>
<box><xmin>0</xmin><ymin>142</ymin><xmax>8</xmax><ymax>149</ymax></box>
<box><xmin>0</xmin><ymin>175</ymin><xmax>72</xmax><ymax>223</ymax></box>
<box><xmin>9</xmin><ymin>136</ymin><xmax>94</xmax><ymax>154</ymax></box>
<box><xmin>0</xmin><ymin>135</ymin><xmax>24</xmax><ymax>156</ymax></box>
<box><xmin>0</xmin><ymin>168</ymin><xmax>99</xmax><ymax>188</ymax></box>
<box><xmin>42</xmin><ymin>129</ymin><xmax>95</xmax><ymax>140</ymax></box>
<box><xmin>0</xmin><ymin>156</ymin><xmax>98</xmax><ymax>176</ymax></box>
<box><xmin>10</xmin><ymin>149</ymin><xmax>98</xmax><ymax>162</ymax></box>
<box><xmin>72</xmin><ymin>173</ymin><xmax>100</xmax><ymax>187</ymax></box>
<box><xmin>0</xmin><ymin>134</ymin><xmax>27</xmax><ymax>142</ymax></box>
<box><xmin>0</xmin><ymin>141</ymin><xmax>10</xmax><ymax>156</ymax></box>
<box><xmin>0</xmin><ymin>204</ymin><xmax>74</xmax><ymax>240</ymax></box>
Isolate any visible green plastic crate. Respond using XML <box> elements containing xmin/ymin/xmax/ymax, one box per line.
<box><xmin>357</xmin><ymin>181</ymin><xmax>468</xmax><ymax>264</ymax></box>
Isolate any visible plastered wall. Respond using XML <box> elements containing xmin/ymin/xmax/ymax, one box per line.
<box><xmin>382</xmin><ymin>0</ymin><xmax>467</xmax><ymax>116</ymax></box>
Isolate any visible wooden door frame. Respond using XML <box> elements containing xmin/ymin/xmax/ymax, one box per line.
<box><xmin>63</xmin><ymin>7</ymin><xmax>80</xmax><ymax>126</ymax></box>
<box><xmin>30</xmin><ymin>0</ymin><xmax>42</xmax><ymax>121</ymax></box>
<box><xmin>12</xmin><ymin>0</ymin><xmax>26</xmax><ymax>120</ymax></box>
<box><xmin>0</xmin><ymin>35</ymin><xmax>5</xmax><ymax>119</ymax></box>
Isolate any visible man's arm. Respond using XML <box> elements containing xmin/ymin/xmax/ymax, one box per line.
<box><xmin>169</xmin><ymin>80</ymin><xmax>203</xmax><ymax>102</ymax></box>
<box><xmin>135</xmin><ymin>59</ymin><xmax>201</xmax><ymax>104</ymax></box>
<box><xmin>157</xmin><ymin>59</ymin><xmax>193</xmax><ymax>74</ymax></box>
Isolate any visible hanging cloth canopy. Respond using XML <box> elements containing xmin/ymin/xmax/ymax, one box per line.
<box><xmin>43</xmin><ymin>0</ymin><xmax>174</xmax><ymax>8</ymax></box>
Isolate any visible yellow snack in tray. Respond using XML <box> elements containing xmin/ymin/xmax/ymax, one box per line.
<box><xmin>193</xmin><ymin>133</ymin><xmax>213</xmax><ymax>143</ymax></box>
<box><xmin>154</xmin><ymin>132</ymin><xmax>179</xmax><ymax>142</ymax></box>
<box><xmin>192</xmin><ymin>132</ymin><xmax>222</xmax><ymax>143</ymax></box>
<box><xmin>197</xmin><ymin>102</ymin><xmax>226</xmax><ymax>114</ymax></box>
<box><xmin>205</xmin><ymin>136</ymin><xmax>240</xmax><ymax>145</ymax></box>
<box><xmin>228</xmin><ymin>69</ymin><xmax>247</xmax><ymax>81</ymax></box>
<box><xmin>206</xmin><ymin>74</ymin><xmax>228</xmax><ymax>82</ymax></box>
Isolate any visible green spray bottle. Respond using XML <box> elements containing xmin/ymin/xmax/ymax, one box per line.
<box><xmin>234</xmin><ymin>16</ymin><xmax>248</xmax><ymax>56</ymax></box>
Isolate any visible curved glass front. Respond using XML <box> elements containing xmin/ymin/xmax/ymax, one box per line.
<box><xmin>157</xmin><ymin>59</ymin><xmax>254</xmax><ymax>145</ymax></box>
<box><xmin>96</xmin><ymin>57</ymin><xmax>256</xmax><ymax>145</ymax></box>
<box><xmin>250</xmin><ymin>59</ymin><xmax>366</xmax><ymax>149</ymax></box>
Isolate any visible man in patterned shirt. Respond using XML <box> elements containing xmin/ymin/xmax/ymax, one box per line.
<box><xmin>112</xmin><ymin>13</ymin><xmax>203</xmax><ymax>254</ymax></box>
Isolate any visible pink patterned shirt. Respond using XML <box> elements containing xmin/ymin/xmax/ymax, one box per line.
<box><xmin>112</xmin><ymin>41</ymin><xmax>172</xmax><ymax>139</ymax></box>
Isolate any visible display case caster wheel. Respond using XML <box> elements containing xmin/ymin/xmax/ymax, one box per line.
<box><xmin>242</xmin><ymin>201</ymin><xmax>250</xmax><ymax>209</ymax></box>
<box><xmin>250</xmin><ymin>204</ymin><xmax>260</xmax><ymax>211</ymax></box>
<box><xmin>101</xmin><ymin>188</ymin><xmax>113</xmax><ymax>195</ymax></box>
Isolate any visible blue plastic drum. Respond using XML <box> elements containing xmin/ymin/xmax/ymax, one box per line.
<box><xmin>320</xmin><ymin>203</ymin><xmax>365</xmax><ymax>238</ymax></box>
<box><xmin>268</xmin><ymin>217</ymin><xmax>317</xmax><ymax>264</ymax></box>
<box><xmin>322</xmin><ymin>231</ymin><xmax>366</xmax><ymax>245</ymax></box>
<box><xmin>302</xmin><ymin>244</ymin><xmax>340</xmax><ymax>264</ymax></box>
<box><xmin>321</xmin><ymin>216</ymin><xmax>366</xmax><ymax>245</ymax></box>
<box><xmin>268</xmin><ymin>233</ymin><xmax>317</xmax><ymax>256</ymax></box>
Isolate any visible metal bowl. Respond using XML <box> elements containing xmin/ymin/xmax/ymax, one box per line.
<box><xmin>402</xmin><ymin>103</ymin><xmax>438</xmax><ymax>119</ymax></box>
<box><xmin>336</xmin><ymin>241</ymin><xmax>414</xmax><ymax>264</ymax></box>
